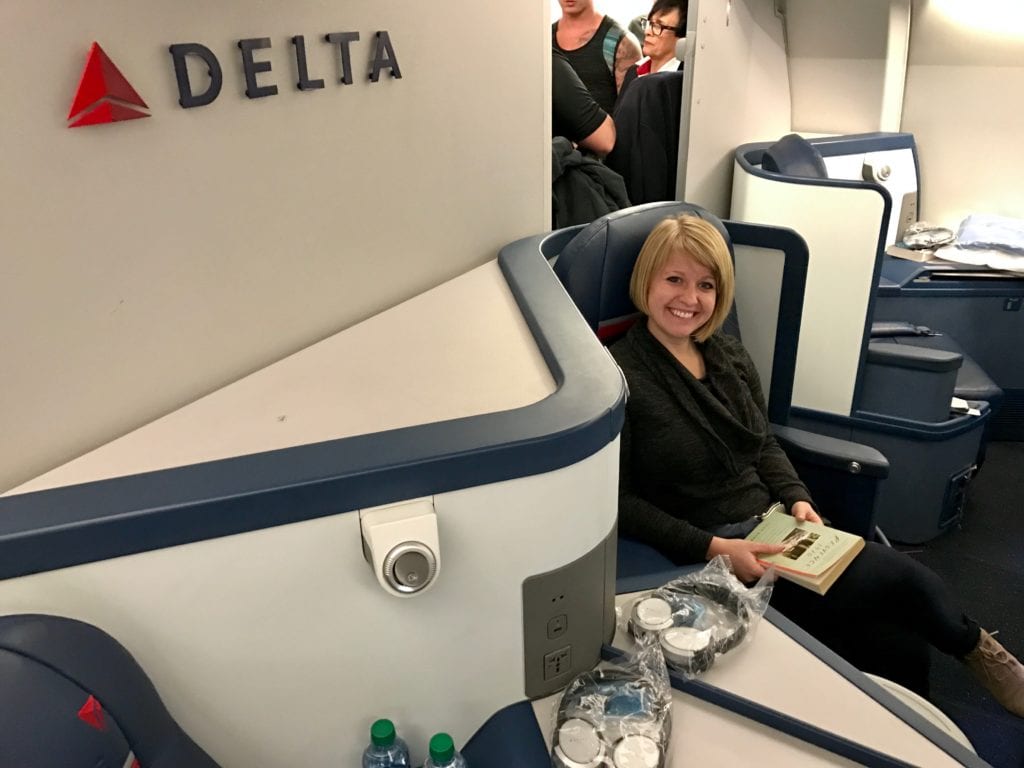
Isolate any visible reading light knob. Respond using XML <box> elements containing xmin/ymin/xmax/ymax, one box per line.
<box><xmin>862</xmin><ymin>161</ymin><xmax>892</xmax><ymax>184</ymax></box>
<box><xmin>848</xmin><ymin>461</ymin><xmax>862</xmax><ymax>475</ymax></box>
<box><xmin>383</xmin><ymin>542</ymin><xmax>437</xmax><ymax>594</ymax></box>
<box><xmin>360</xmin><ymin>498</ymin><xmax>441</xmax><ymax>598</ymax></box>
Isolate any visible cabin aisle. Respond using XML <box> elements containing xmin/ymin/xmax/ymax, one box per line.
<box><xmin>903</xmin><ymin>441</ymin><xmax>1024</xmax><ymax>767</ymax></box>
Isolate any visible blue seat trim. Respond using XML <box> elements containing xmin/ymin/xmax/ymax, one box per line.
<box><xmin>0</xmin><ymin>245</ymin><xmax>625</xmax><ymax>581</ymax></box>
<box><xmin>735</xmin><ymin>133</ymin><xmax>906</xmax><ymax>210</ymax></box>
<box><xmin>723</xmin><ymin>221</ymin><xmax>809</xmax><ymax>425</ymax></box>
<box><xmin>738</xmin><ymin>131</ymin><xmax>917</xmax><ymax>164</ymax></box>
<box><xmin>791</xmin><ymin>404</ymin><xmax>991</xmax><ymax>442</ymax></box>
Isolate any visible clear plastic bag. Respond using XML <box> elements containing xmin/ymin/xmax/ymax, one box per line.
<box><xmin>624</xmin><ymin>556</ymin><xmax>773</xmax><ymax>676</ymax></box>
<box><xmin>902</xmin><ymin>221</ymin><xmax>955</xmax><ymax>249</ymax></box>
<box><xmin>549</xmin><ymin>640</ymin><xmax>672</xmax><ymax>768</ymax></box>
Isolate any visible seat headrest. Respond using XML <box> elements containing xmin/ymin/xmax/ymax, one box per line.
<box><xmin>0</xmin><ymin>614</ymin><xmax>221</xmax><ymax>767</ymax></box>
<box><xmin>761</xmin><ymin>133</ymin><xmax>828</xmax><ymax>179</ymax></box>
<box><xmin>552</xmin><ymin>201</ymin><xmax>734</xmax><ymax>341</ymax></box>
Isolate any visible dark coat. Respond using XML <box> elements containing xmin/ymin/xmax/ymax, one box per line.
<box><xmin>606</xmin><ymin>71</ymin><xmax>684</xmax><ymax>205</ymax></box>
<box><xmin>551</xmin><ymin>137</ymin><xmax>630</xmax><ymax>228</ymax></box>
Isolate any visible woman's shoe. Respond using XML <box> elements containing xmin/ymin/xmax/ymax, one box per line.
<box><xmin>964</xmin><ymin>629</ymin><xmax>1024</xmax><ymax>717</ymax></box>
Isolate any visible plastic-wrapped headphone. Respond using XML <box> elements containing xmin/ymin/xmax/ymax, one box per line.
<box><xmin>628</xmin><ymin>580</ymin><xmax>750</xmax><ymax>674</ymax></box>
<box><xmin>551</xmin><ymin>669</ymin><xmax>669</xmax><ymax>768</ymax></box>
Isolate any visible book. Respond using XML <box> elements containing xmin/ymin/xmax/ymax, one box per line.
<box><xmin>745</xmin><ymin>506</ymin><xmax>864</xmax><ymax>595</ymax></box>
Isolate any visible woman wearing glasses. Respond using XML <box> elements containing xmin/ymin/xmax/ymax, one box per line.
<box><xmin>604</xmin><ymin>0</ymin><xmax>687</xmax><ymax>203</ymax></box>
<box><xmin>623</xmin><ymin>0</ymin><xmax>687</xmax><ymax>95</ymax></box>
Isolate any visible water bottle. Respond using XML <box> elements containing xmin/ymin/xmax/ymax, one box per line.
<box><xmin>362</xmin><ymin>719</ymin><xmax>411</xmax><ymax>768</ymax></box>
<box><xmin>423</xmin><ymin>732</ymin><xmax>468</xmax><ymax>768</ymax></box>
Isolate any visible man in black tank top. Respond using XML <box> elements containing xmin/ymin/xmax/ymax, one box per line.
<box><xmin>553</xmin><ymin>0</ymin><xmax>640</xmax><ymax>114</ymax></box>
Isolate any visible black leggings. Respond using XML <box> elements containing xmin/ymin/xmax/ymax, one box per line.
<box><xmin>768</xmin><ymin>542</ymin><xmax>980</xmax><ymax>697</ymax></box>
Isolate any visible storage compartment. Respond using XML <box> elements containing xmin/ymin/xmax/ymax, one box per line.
<box><xmin>791</xmin><ymin>404</ymin><xmax>989</xmax><ymax>544</ymax></box>
<box><xmin>859</xmin><ymin>341</ymin><xmax>961</xmax><ymax>423</ymax></box>
<box><xmin>875</xmin><ymin>259</ymin><xmax>1024</xmax><ymax>440</ymax></box>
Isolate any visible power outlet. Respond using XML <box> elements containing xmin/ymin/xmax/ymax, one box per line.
<box><xmin>543</xmin><ymin>645</ymin><xmax>572</xmax><ymax>681</ymax></box>
<box><xmin>522</xmin><ymin>535</ymin><xmax>612</xmax><ymax>697</ymax></box>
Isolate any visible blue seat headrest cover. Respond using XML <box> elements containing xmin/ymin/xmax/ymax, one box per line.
<box><xmin>761</xmin><ymin>133</ymin><xmax>829</xmax><ymax>179</ymax></box>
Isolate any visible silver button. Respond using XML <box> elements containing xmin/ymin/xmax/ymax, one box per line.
<box><xmin>382</xmin><ymin>542</ymin><xmax>437</xmax><ymax>594</ymax></box>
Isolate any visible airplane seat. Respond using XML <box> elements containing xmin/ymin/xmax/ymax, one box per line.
<box><xmin>731</xmin><ymin>132</ymin><xmax>996</xmax><ymax>543</ymax></box>
<box><xmin>760</xmin><ymin>132</ymin><xmax>829</xmax><ymax>179</ymax></box>
<box><xmin>553</xmin><ymin>198</ymin><xmax>735</xmax><ymax>343</ymax></box>
<box><xmin>548</xmin><ymin>200</ymin><xmax>890</xmax><ymax>577</ymax></box>
<box><xmin>756</xmin><ymin>133</ymin><xmax>1003</xmax><ymax>420</ymax></box>
<box><xmin>0</xmin><ymin>613</ymin><xmax>220</xmax><ymax>768</ymax></box>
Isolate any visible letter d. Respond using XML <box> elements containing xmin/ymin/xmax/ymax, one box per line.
<box><xmin>169</xmin><ymin>43</ymin><xmax>223</xmax><ymax>108</ymax></box>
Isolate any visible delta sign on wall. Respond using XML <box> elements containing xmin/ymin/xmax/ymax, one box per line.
<box><xmin>67</xmin><ymin>32</ymin><xmax>402</xmax><ymax>128</ymax></box>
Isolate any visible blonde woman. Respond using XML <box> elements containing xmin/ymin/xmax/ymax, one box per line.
<box><xmin>611</xmin><ymin>213</ymin><xmax>1024</xmax><ymax>715</ymax></box>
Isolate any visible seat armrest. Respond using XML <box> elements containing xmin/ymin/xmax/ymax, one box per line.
<box><xmin>865</xmin><ymin>341</ymin><xmax>962</xmax><ymax>373</ymax></box>
<box><xmin>774</xmin><ymin>424</ymin><xmax>887</xmax><ymax>538</ymax></box>
<box><xmin>772</xmin><ymin>424</ymin><xmax>889</xmax><ymax>479</ymax></box>
<box><xmin>861</xmin><ymin>342</ymin><xmax>963</xmax><ymax>421</ymax></box>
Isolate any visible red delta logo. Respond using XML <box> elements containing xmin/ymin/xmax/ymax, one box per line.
<box><xmin>65</xmin><ymin>32</ymin><xmax>402</xmax><ymax>128</ymax></box>
<box><xmin>67</xmin><ymin>42</ymin><xmax>150</xmax><ymax>128</ymax></box>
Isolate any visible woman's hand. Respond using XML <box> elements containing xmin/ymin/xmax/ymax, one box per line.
<box><xmin>706</xmin><ymin>537</ymin><xmax>786</xmax><ymax>583</ymax></box>
<box><xmin>790</xmin><ymin>501</ymin><xmax>823</xmax><ymax>524</ymax></box>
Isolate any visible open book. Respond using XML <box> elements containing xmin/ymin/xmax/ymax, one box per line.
<box><xmin>746</xmin><ymin>506</ymin><xmax>864</xmax><ymax>595</ymax></box>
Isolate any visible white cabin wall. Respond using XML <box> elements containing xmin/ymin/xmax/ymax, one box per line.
<box><xmin>682</xmin><ymin>0</ymin><xmax>791</xmax><ymax>217</ymax></box>
<box><xmin>902</xmin><ymin>0</ymin><xmax>1024</xmax><ymax>226</ymax></box>
<box><xmin>785</xmin><ymin>0</ymin><xmax>911</xmax><ymax>134</ymax></box>
<box><xmin>0</xmin><ymin>1</ymin><xmax>549</xmax><ymax>491</ymax></box>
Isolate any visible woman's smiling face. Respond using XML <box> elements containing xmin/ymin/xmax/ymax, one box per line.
<box><xmin>645</xmin><ymin>247</ymin><xmax>717</xmax><ymax>345</ymax></box>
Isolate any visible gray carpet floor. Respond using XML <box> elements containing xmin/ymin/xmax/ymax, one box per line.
<box><xmin>902</xmin><ymin>441</ymin><xmax>1024</xmax><ymax>767</ymax></box>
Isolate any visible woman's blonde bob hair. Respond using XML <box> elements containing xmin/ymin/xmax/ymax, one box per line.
<box><xmin>628</xmin><ymin>214</ymin><xmax>735</xmax><ymax>343</ymax></box>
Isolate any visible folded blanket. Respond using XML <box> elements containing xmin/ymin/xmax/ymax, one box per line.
<box><xmin>935</xmin><ymin>244</ymin><xmax>1024</xmax><ymax>274</ymax></box>
<box><xmin>957</xmin><ymin>213</ymin><xmax>1024</xmax><ymax>256</ymax></box>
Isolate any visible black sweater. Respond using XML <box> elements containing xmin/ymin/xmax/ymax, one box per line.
<box><xmin>610</xmin><ymin>323</ymin><xmax>814</xmax><ymax>563</ymax></box>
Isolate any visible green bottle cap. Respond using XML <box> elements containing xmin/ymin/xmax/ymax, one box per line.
<box><xmin>370</xmin><ymin>719</ymin><xmax>396</xmax><ymax>747</ymax></box>
<box><xmin>429</xmin><ymin>732</ymin><xmax>456</xmax><ymax>763</ymax></box>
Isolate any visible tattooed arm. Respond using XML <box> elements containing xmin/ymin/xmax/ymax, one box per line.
<box><xmin>614</xmin><ymin>32</ymin><xmax>642</xmax><ymax>93</ymax></box>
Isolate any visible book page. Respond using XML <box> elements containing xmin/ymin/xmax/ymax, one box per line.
<box><xmin>747</xmin><ymin>510</ymin><xmax>860</xmax><ymax>577</ymax></box>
